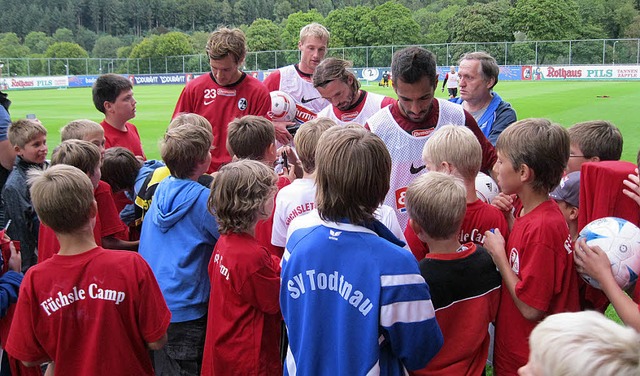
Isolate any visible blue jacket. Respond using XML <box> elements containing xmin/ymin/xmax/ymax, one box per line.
<box><xmin>451</xmin><ymin>92</ymin><xmax>517</xmax><ymax>145</ymax></box>
<box><xmin>281</xmin><ymin>211</ymin><xmax>443</xmax><ymax>375</ymax></box>
<box><xmin>139</xmin><ymin>176</ymin><xmax>219</xmax><ymax>323</ymax></box>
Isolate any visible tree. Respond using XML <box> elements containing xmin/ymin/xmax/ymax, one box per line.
<box><xmin>361</xmin><ymin>1</ymin><xmax>421</xmax><ymax>46</ymax></box>
<box><xmin>325</xmin><ymin>6</ymin><xmax>372</xmax><ymax>47</ymax></box>
<box><xmin>625</xmin><ymin>14</ymin><xmax>640</xmax><ymax>37</ymax></box>
<box><xmin>92</xmin><ymin>35</ymin><xmax>123</xmax><ymax>58</ymax></box>
<box><xmin>247</xmin><ymin>19</ymin><xmax>283</xmax><ymax>69</ymax></box>
<box><xmin>76</xmin><ymin>27</ymin><xmax>99</xmax><ymax>52</ymax></box>
<box><xmin>449</xmin><ymin>1</ymin><xmax>513</xmax><ymax>43</ymax></box>
<box><xmin>510</xmin><ymin>0</ymin><xmax>581</xmax><ymax>41</ymax></box>
<box><xmin>24</xmin><ymin>32</ymin><xmax>53</xmax><ymax>55</ymax></box>
<box><xmin>44</xmin><ymin>42</ymin><xmax>89</xmax><ymax>75</ymax></box>
<box><xmin>0</xmin><ymin>33</ymin><xmax>30</xmax><ymax>58</ymax></box>
<box><xmin>52</xmin><ymin>28</ymin><xmax>75</xmax><ymax>43</ymax></box>
<box><xmin>190</xmin><ymin>32</ymin><xmax>210</xmax><ymax>53</ymax></box>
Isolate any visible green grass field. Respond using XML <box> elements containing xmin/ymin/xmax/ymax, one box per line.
<box><xmin>4</xmin><ymin>80</ymin><xmax>640</xmax><ymax>162</ymax></box>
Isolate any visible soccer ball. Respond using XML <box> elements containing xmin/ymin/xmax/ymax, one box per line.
<box><xmin>578</xmin><ymin>217</ymin><xmax>640</xmax><ymax>290</ymax></box>
<box><xmin>475</xmin><ymin>172</ymin><xmax>500</xmax><ymax>204</ymax></box>
<box><xmin>269</xmin><ymin>91</ymin><xmax>297</xmax><ymax>122</ymax></box>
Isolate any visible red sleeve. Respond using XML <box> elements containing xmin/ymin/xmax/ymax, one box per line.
<box><xmin>239</xmin><ymin>251</ymin><xmax>281</xmax><ymax>315</ymax></box>
<box><xmin>135</xmin><ymin>256</ymin><xmax>171</xmax><ymax>343</ymax></box>
<box><xmin>263</xmin><ymin>71</ymin><xmax>281</xmax><ymax>92</ymax></box>
<box><xmin>252</xmin><ymin>84</ymin><xmax>272</xmax><ymax>118</ymax></box>
<box><xmin>172</xmin><ymin>86</ymin><xmax>194</xmax><ymax>119</ymax></box>
<box><xmin>95</xmin><ymin>182</ymin><xmax>128</xmax><ymax>239</ymax></box>
<box><xmin>463</xmin><ymin>111</ymin><xmax>497</xmax><ymax>172</ymax></box>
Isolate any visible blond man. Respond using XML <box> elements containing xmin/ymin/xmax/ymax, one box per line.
<box><xmin>173</xmin><ymin>27</ymin><xmax>272</xmax><ymax>173</ymax></box>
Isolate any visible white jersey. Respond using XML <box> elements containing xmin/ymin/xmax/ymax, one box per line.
<box><xmin>279</xmin><ymin>65</ymin><xmax>330</xmax><ymax>122</ymax></box>
<box><xmin>271</xmin><ymin>178</ymin><xmax>317</xmax><ymax>248</ymax></box>
<box><xmin>368</xmin><ymin>99</ymin><xmax>466</xmax><ymax>229</ymax></box>
<box><xmin>317</xmin><ymin>91</ymin><xmax>388</xmax><ymax>126</ymax></box>
<box><xmin>446</xmin><ymin>72</ymin><xmax>460</xmax><ymax>89</ymax></box>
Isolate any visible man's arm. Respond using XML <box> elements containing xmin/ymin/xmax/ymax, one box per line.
<box><xmin>487</xmin><ymin>102</ymin><xmax>517</xmax><ymax>145</ymax></box>
<box><xmin>463</xmin><ymin>111</ymin><xmax>497</xmax><ymax>172</ymax></box>
<box><xmin>441</xmin><ymin>73</ymin><xmax>448</xmax><ymax>91</ymax></box>
<box><xmin>0</xmin><ymin>106</ymin><xmax>14</xmax><ymax>170</ymax></box>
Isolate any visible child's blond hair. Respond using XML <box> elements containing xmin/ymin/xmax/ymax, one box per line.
<box><xmin>208</xmin><ymin>159</ymin><xmax>277</xmax><ymax>234</ymax></box>
<box><xmin>60</xmin><ymin>119</ymin><xmax>103</xmax><ymax>142</ymax></box>
<box><xmin>161</xmin><ymin>125</ymin><xmax>212</xmax><ymax>179</ymax></box>
<box><xmin>423</xmin><ymin>125</ymin><xmax>481</xmax><ymax>181</ymax></box>
<box><xmin>227</xmin><ymin>115</ymin><xmax>275</xmax><ymax>161</ymax></box>
<box><xmin>406</xmin><ymin>171</ymin><xmax>466</xmax><ymax>240</ymax></box>
<box><xmin>29</xmin><ymin>164</ymin><xmax>95</xmax><ymax>234</ymax></box>
<box><xmin>496</xmin><ymin>118</ymin><xmax>569</xmax><ymax>194</ymax></box>
<box><xmin>293</xmin><ymin>117</ymin><xmax>335</xmax><ymax>174</ymax></box>
<box><xmin>168</xmin><ymin>113</ymin><xmax>213</xmax><ymax>136</ymax></box>
<box><xmin>51</xmin><ymin>140</ymin><xmax>101</xmax><ymax>176</ymax></box>
<box><xmin>8</xmin><ymin>119</ymin><xmax>47</xmax><ymax>148</ymax></box>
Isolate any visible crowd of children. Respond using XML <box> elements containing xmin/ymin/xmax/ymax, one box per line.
<box><xmin>0</xmin><ymin>28</ymin><xmax>638</xmax><ymax>376</ymax></box>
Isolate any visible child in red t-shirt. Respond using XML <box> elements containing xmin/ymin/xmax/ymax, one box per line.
<box><xmin>483</xmin><ymin>118</ymin><xmax>580</xmax><ymax>376</ymax></box>
<box><xmin>6</xmin><ymin>164</ymin><xmax>170</xmax><ymax>375</ymax></box>
<box><xmin>37</xmin><ymin>140</ymin><xmax>137</xmax><ymax>263</ymax></box>
<box><xmin>203</xmin><ymin>159</ymin><xmax>282</xmax><ymax>376</ymax></box>
<box><xmin>226</xmin><ymin>115</ymin><xmax>299</xmax><ymax>258</ymax></box>
<box><xmin>404</xmin><ymin>125</ymin><xmax>509</xmax><ymax>260</ymax></box>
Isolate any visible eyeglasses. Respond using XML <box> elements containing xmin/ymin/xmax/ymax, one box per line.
<box><xmin>569</xmin><ymin>154</ymin><xmax>586</xmax><ymax>158</ymax></box>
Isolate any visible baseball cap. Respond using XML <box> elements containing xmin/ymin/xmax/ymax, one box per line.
<box><xmin>550</xmin><ymin>171</ymin><xmax>580</xmax><ymax>207</ymax></box>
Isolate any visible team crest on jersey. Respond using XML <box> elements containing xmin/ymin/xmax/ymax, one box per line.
<box><xmin>217</xmin><ymin>88</ymin><xmax>236</xmax><ymax>97</ymax></box>
<box><xmin>340</xmin><ymin>111</ymin><xmax>359</xmax><ymax>122</ymax></box>
<box><xmin>412</xmin><ymin>128</ymin><xmax>435</xmax><ymax>137</ymax></box>
<box><xmin>509</xmin><ymin>248</ymin><xmax>520</xmax><ymax>274</ymax></box>
<box><xmin>395</xmin><ymin>187</ymin><xmax>407</xmax><ymax>213</ymax></box>
<box><xmin>238</xmin><ymin>98</ymin><xmax>247</xmax><ymax>111</ymax></box>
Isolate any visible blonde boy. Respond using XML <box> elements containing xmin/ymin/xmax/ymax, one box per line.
<box><xmin>406</xmin><ymin>172</ymin><xmax>501</xmax><ymax>375</ymax></box>
<box><xmin>484</xmin><ymin>118</ymin><xmax>580</xmax><ymax>375</ymax></box>
<box><xmin>202</xmin><ymin>159</ymin><xmax>281</xmax><ymax>375</ymax></box>
<box><xmin>138</xmin><ymin>125</ymin><xmax>218</xmax><ymax>375</ymax></box>
<box><xmin>6</xmin><ymin>164</ymin><xmax>170</xmax><ymax>375</ymax></box>
<box><xmin>3</xmin><ymin>119</ymin><xmax>48</xmax><ymax>272</ymax></box>
<box><xmin>270</xmin><ymin>118</ymin><xmax>335</xmax><ymax>248</ymax></box>
<box><xmin>404</xmin><ymin>125</ymin><xmax>508</xmax><ymax>260</ymax></box>
<box><xmin>60</xmin><ymin>119</ymin><xmax>106</xmax><ymax>157</ymax></box>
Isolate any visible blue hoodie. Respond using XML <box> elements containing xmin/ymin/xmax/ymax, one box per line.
<box><xmin>139</xmin><ymin>176</ymin><xmax>219</xmax><ymax>323</ymax></box>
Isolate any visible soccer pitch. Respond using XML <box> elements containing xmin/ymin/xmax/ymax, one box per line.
<box><xmin>5</xmin><ymin>80</ymin><xmax>640</xmax><ymax>162</ymax></box>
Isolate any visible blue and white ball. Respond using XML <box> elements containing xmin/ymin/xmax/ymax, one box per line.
<box><xmin>578</xmin><ymin>217</ymin><xmax>640</xmax><ymax>290</ymax></box>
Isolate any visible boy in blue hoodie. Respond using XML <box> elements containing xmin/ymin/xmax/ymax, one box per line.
<box><xmin>138</xmin><ymin>124</ymin><xmax>219</xmax><ymax>376</ymax></box>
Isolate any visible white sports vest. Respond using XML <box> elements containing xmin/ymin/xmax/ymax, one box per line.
<box><xmin>317</xmin><ymin>91</ymin><xmax>387</xmax><ymax>126</ymax></box>
<box><xmin>368</xmin><ymin>99</ymin><xmax>466</xmax><ymax>229</ymax></box>
<box><xmin>279</xmin><ymin>65</ymin><xmax>330</xmax><ymax>121</ymax></box>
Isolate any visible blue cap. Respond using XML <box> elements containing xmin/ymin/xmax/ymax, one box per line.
<box><xmin>550</xmin><ymin>171</ymin><xmax>580</xmax><ymax>207</ymax></box>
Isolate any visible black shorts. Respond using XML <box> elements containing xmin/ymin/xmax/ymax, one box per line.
<box><xmin>447</xmin><ymin>88</ymin><xmax>458</xmax><ymax>97</ymax></box>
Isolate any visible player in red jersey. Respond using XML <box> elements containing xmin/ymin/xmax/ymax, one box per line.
<box><xmin>173</xmin><ymin>27</ymin><xmax>271</xmax><ymax>173</ymax></box>
<box><xmin>263</xmin><ymin>23</ymin><xmax>330</xmax><ymax>130</ymax></box>
<box><xmin>313</xmin><ymin>57</ymin><xmax>395</xmax><ymax>126</ymax></box>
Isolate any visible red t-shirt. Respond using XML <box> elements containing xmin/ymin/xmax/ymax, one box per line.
<box><xmin>201</xmin><ymin>233</ymin><xmax>282</xmax><ymax>376</ymax></box>
<box><xmin>172</xmin><ymin>72</ymin><xmax>271</xmax><ymax>173</ymax></box>
<box><xmin>6</xmin><ymin>247</ymin><xmax>171</xmax><ymax>376</ymax></box>
<box><xmin>37</xmin><ymin>181</ymin><xmax>128</xmax><ymax>263</ymax></box>
<box><xmin>406</xmin><ymin>199</ymin><xmax>509</xmax><ymax>260</ymax></box>
<box><xmin>255</xmin><ymin>176</ymin><xmax>290</xmax><ymax>258</ymax></box>
<box><xmin>100</xmin><ymin>120</ymin><xmax>146</xmax><ymax>159</ymax></box>
<box><xmin>493</xmin><ymin>200</ymin><xmax>580</xmax><ymax>376</ymax></box>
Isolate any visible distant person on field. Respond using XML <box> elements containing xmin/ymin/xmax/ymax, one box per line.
<box><xmin>451</xmin><ymin>52</ymin><xmax>517</xmax><ymax>145</ymax></box>
<box><xmin>173</xmin><ymin>27</ymin><xmax>272</xmax><ymax>172</ymax></box>
<box><xmin>518</xmin><ymin>311</ymin><xmax>640</xmax><ymax>376</ymax></box>
<box><xmin>138</xmin><ymin>125</ymin><xmax>219</xmax><ymax>376</ymax></box>
<box><xmin>202</xmin><ymin>159</ymin><xmax>282</xmax><ymax>376</ymax></box>
<box><xmin>566</xmin><ymin>120</ymin><xmax>622</xmax><ymax>173</ymax></box>
<box><xmin>382</xmin><ymin>71</ymin><xmax>390</xmax><ymax>87</ymax></box>
<box><xmin>404</xmin><ymin>125</ymin><xmax>508</xmax><ymax>261</ymax></box>
<box><xmin>5</xmin><ymin>164</ymin><xmax>170</xmax><ymax>376</ymax></box>
<box><xmin>483</xmin><ymin>118</ymin><xmax>580</xmax><ymax>375</ymax></box>
<box><xmin>281</xmin><ymin>127</ymin><xmax>443</xmax><ymax>375</ymax></box>
<box><xmin>366</xmin><ymin>46</ymin><xmax>497</xmax><ymax>230</ymax></box>
<box><xmin>38</xmin><ymin>140</ymin><xmax>137</xmax><ymax>264</ymax></box>
<box><xmin>2</xmin><ymin>119</ymin><xmax>48</xmax><ymax>272</ymax></box>
<box><xmin>406</xmin><ymin>171</ymin><xmax>501</xmax><ymax>376</ymax></box>
<box><xmin>263</xmin><ymin>22</ymin><xmax>331</xmax><ymax>129</ymax></box>
<box><xmin>441</xmin><ymin>66</ymin><xmax>459</xmax><ymax>99</ymax></box>
<box><xmin>313</xmin><ymin>58</ymin><xmax>395</xmax><ymax>126</ymax></box>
